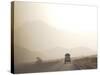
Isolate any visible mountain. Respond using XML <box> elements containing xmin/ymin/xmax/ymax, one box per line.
<box><xmin>42</xmin><ymin>46</ymin><xmax>96</xmax><ymax>60</ymax></box>
<box><xmin>14</xmin><ymin>20</ymin><xmax>97</xmax><ymax>62</ymax></box>
<box><xmin>14</xmin><ymin>20</ymin><xmax>70</xmax><ymax>50</ymax></box>
<box><xmin>14</xmin><ymin>46</ymin><xmax>45</xmax><ymax>64</ymax></box>
<box><xmin>70</xmin><ymin>47</ymin><xmax>96</xmax><ymax>58</ymax></box>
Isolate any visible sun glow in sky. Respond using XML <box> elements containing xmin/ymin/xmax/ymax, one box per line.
<box><xmin>15</xmin><ymin>2</ymin><xmax>97</xmax><ymax>33</ymax></box>
<box><xmin>44</xmin><ymin>4</ymin><xmax>97</xmax><ymax>33</ymax></box>
<box><xmin>14</xmin><ymin>2</ymin><xmax>97</xmax><ymax>62</ymax></box>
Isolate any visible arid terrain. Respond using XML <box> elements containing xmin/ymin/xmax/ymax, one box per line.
<box><xmin>14</xmin><ymin>55</ymin><xmax>97</xmax><ymax>74</ymax></box>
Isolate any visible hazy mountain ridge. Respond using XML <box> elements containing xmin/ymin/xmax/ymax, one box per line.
<box><xmin>14</xmin><ymin>20</ymin><xmax>97</xmax><ymax>63</ymax></box>
<box><xmin>14</xmin><ymin>46</ymin><xmax>46</xmax><ymax>64</ymax></box>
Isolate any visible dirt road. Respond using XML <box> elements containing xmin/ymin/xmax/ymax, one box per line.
<box><xmin>15</xmin><ymin>60</ymin><xmax>76</xmax><ymax>73</ymax></box>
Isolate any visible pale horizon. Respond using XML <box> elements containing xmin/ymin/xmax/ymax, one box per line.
<box><xmin>14</xmin><ymin>2</ymin><xmax>97</xmax><ymax>63</ymax></box>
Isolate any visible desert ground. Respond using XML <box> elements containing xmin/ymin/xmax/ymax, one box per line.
<box><xmin>14</xmin><ymin>55</ymin><xmax>97</xmax><ymax>74</ymax></box>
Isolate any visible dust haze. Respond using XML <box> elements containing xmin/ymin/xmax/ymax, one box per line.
<box><xmin>13</xmin><ymin>2</ymin><xmax>97</xmax><ymax>64</ymax></box>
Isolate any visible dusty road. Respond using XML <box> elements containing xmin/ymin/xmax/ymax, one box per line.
<box><xmin>15</xmin><ymin>60</ymin><xmax>76</xmax><ymax>73</ymax></box>
<box><xmin>15</xmin><ymin>56</ymin><xmax>97</xmax><ymax>74</ymax></box>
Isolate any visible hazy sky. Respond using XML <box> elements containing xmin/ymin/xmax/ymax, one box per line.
<box><xmin>14</xmin><ymin>2</ymin><xmax>97</xmax><ymax>62</ymax></box>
